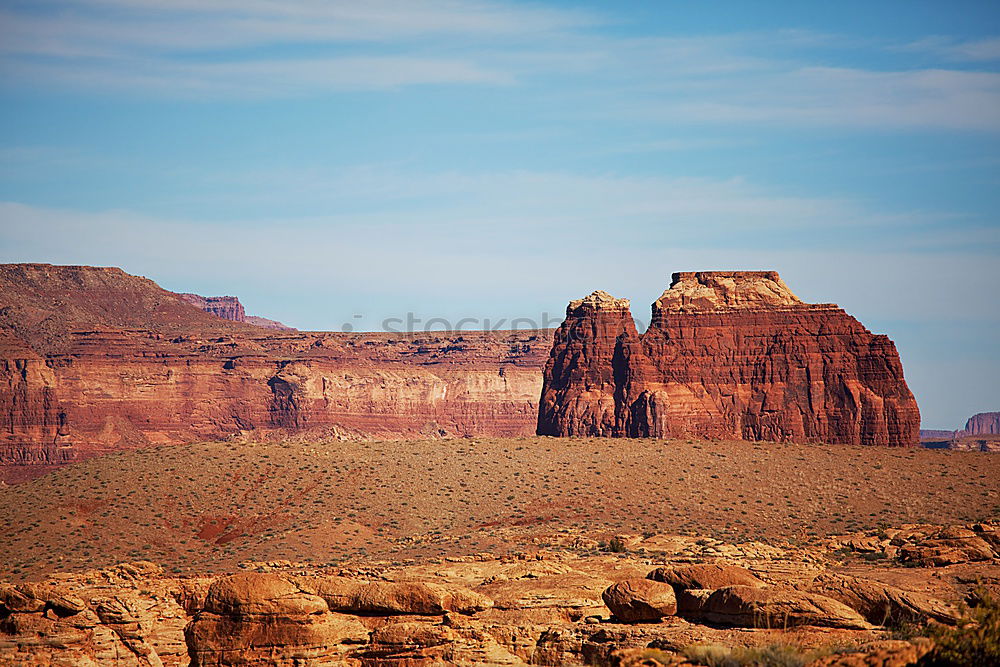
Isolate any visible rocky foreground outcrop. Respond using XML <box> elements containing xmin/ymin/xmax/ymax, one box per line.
<box><xmin>3</xmin><ymin>521</ymin><xmax>995</xmax><ymax>666</ymax></box>
<box><xmin>539</xmin><ymin>271</ymin><xmax>920</xmax><ymax>446</ymax></box>
<box><xmin>0</xmin><ymin>264</ymin><xmax>549</xmax><ymax>480</ymax></box>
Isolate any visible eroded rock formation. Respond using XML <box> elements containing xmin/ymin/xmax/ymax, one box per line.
<box><xmin>178</xmin><ymin>293</ymin><xmax>247</xmax><ymax>323</ymax></box>
<box><xmin>2</xmin><ymin>520</ymin><xmax>987</xmax><ymax>665</ymax></box>
<box><xmin>959</xmin><ymin>411</ymin><xmax>1000</xmax><ymax>437</ymax></box>
<box><xmin>539</xmin><ymin>271</ymin><xmax>920</xmax><ymax>446</ymax></box>
<box><xmin>178</xmin><ymin>293</ymin><xmax>297</xmax><ymax>331</ymax></box>
<box><xmin>0</xmin><ymin>264</ymin><xmax>549</xmax><ymax>481</ymax></box>
<box><xmin>536</xmin><ymin>291</ymin><xmax>638</xmax><ymax>437</ymax></box>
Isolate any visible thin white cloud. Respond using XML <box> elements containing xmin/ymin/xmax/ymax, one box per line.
<box><xmin>2</xmin><ymin>198</ymin><xmax>995</xmax><ymax>430</ymax></box>
<box><xmin>1</xmin><ymin>3</ymin><xmax>999</xmax><ymax>126</ymax></box>
<box><xmin>0</xmin><ymin>1</ymin><xmax>596</xmax><ymax>53</ymax></box>
<box><xmin>7</xmin><ymin>56</ymin><xmax>512</xmax><ymax>96</ymax></box>
<box><xmin>0</xmin><ymin>156</ymin><xmax>973</xmax><ymax>275</ymax></box>
<box><xmin>674</xmin><ymin>67</ymin><xmax>1000</xmax><ymax>131</ymax></box>
<box><xmin>0</xmin><ymin>197</ymin><xmax>995</xmax><ymax>330</ymax></box>
<box><xmin>897</xmin><ymin>36</ymin><xmax>1000</xmax><ymax>63</ymax></box>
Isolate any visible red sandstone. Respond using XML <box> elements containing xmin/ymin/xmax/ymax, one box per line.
<box><xmin>0</xmin><ymin>264</ymin><xmax>549</xmax><ymax>481</ymax></box>
<box><xmin>538</xmin><ymin>271</ymin><xmax>920</xmax><ymax>446</ymax></box>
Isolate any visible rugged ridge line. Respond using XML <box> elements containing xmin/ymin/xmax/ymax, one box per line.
<box><xmin>538</xmin><ymin>271</ymin><xmax>920</xmax><ymax>446</ymax></box>
<box><xmin>178</xmin><ymin>292</ymin><xmax>297</xmax><ymax>330</ymax></box>
<box><xmin>0</xmin><ymin>264</ymin><xmax>549</xmax><ymax>481</ymax></box>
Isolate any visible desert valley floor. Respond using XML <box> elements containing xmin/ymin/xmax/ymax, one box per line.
<box><xmin>3</xmin><ymin>436</ymin><xmax>997</xmax><ymax>578</ymax></box>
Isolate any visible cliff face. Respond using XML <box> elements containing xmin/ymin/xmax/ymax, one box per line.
<box><xmin>177</xmin><ymin>293</ymin><xmax>246</xmax><ymax>322</ymax></box>
<box><xmin>536</xmin><ymin>291</ymin><xmax>639</xmax><ymax>437</ymax></box>
<box><xmin>539</xmin><ymin>271</ymin><xmax>920</xmax><ymax>447</ymax></box>
<box><xmin>0</xmin><ymin>331</ymin><xmax>71</xmax><ymax>466</ymax></box>
<box><xmin>0</xmin><ymin>264</ymin><xmax>548</xmax><ymax>481</ymax></box>
<box><xmin>959</xmin><ymin>412</ymin><xmax>1000</xmax><ymax>436</ymax></box>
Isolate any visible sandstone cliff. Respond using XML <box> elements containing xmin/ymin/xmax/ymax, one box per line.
<box><xmin>539</xmin><ymin>271</ymin><xmax>920</xmax><ymax>446</ymax></box>
<box><xmin>536</xmin><ymin>291</ymin><xmax>638</xmax><ymax>437</ymax></box>
<box><xmin>0</xmin><ymin>264</ymin><xmax>549</xmax><ymax>481</ymax></box>
<box><xmin>177</xmin><ymin>293</ymin><xmax>246</xmax><ymax>322</ymax></box>
<box><xmin>958</xmin><ymin>411</ymin><xmax>1000</xmax><ymax>436</ymax></box>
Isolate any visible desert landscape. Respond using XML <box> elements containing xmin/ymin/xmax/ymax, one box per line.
<box><xmin>2</xmin><ymin>2</ymin><xmax>999</xmax><ymax>665</ymax></box>
<box><xmin>1</xmin><ymin>264</ymin><xmax>998</xmax><ymax>665</ymax></box>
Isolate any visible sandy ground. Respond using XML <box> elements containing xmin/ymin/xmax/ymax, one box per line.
<box><xmin>2</xmin><ymin>436</ymin><xmax>998</xmax><ymax>578</ymax></box>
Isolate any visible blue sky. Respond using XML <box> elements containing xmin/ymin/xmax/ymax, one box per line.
<box><xmin>0</xmin><ymin>0</ymin><xmax>998</xmax><ymax>428</ymax></box>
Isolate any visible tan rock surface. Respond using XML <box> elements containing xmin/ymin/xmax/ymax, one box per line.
<box><xmin>188</xmin><ymin>573</ymin><xmax>369</xmax><ymax>666</ymax></box>
<box><xmin>602</xmin><ymin>579</ymin><xmax>678</xmax><ymax>622</ymax></box>
<box><xmin>4</xmin><ymin>523</ymin><xmax>996</xmax><ymax>665</ymax></box>
<box><xmin>647</xmin><ymin>564</ymin><xmax>766</xmax><ymax>592</ymax></box>
<box><xmin>305</xmin><ymin>577</ymin><xmax>492</xmax><ymax>616</ymax></box>
<box><xmin>697</xmin><ymin>585</ymin><xmax>874</xmax><ymax>629</ymax></box>
<box><xmin>805</xmin><ymin>572</ymin><xmax>960</xmax><ymax>625</ymax></box>
<box><xmin>654</xmin><ymin>271</ymin><xmax>804</xmax><ymax>311</ymax></box>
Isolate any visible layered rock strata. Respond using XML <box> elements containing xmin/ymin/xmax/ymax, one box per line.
<box><xmin>958</xmin><ymin>411</ymin><xmax>1000</xmax><ymax>436</ymax></box>
<box><xmin>0</xmin><ymin>264</ymin><xmax>549</xmax><ymax>480</ymax></box>
<box><xmin>539</xmin><ymin>271</ymin><xmax>920</xmax><ymax>446</ymax></box>
<box><xmin>178</xmin><ymin>293</ymin><xmax>247</xmax><ymax>323</ymax></box>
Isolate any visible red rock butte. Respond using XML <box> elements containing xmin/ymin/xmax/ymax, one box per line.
<box><xmin>537</xmin><ymin>271</ymin><xmax>920</xmax><ymax>446</ymax></box>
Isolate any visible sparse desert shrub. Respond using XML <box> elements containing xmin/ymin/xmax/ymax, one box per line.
<box><xmin>919</xmin><ymin>587</ymin><xmax>1000</xmax><ymax>666</ymax></box>
<box><xmin>683</xmin><ymin>642</ymin><xmax>846</xmax><ymax>667</ymax></box>
<box><xmin>605</xmin><ymin>537</ymin><xmax>628</xmax><ymax>553</ymax></box>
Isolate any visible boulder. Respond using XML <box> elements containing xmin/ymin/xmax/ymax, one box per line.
<box><xmin>0</xmin><ymin>584</ymin><xmax>45</xmax><ymax>613</ymax></box>
<box><xmin>697</xmin><ymin>585</ymin><xmax>873</xmax><ymax>629</ymax></box>
<box><xmin>187</xmin><ymin>573</ymin><xmax>370</xmax><ymax>666</ymax></box>
<box><xmin>893</xmin><ymin>525</ymin><xmax>997</xmax><ymax>566</ymax></box>
<box><xmin>16</xmin><ymin>583</ymin><xmax>87</xmax><ymax>616</ymax></box>
<box><xmin>203</xmin><ymin>573</ymin><xmax>327</xmax><ymax>617</ymax></box>
<box><xmin>647</xmin><ymin>564</ymin><xmax>766</xmax><ymax>592</ymax></box>
<box><xmin>602</xmin><ymin>579</ymin><xmax>677</xmax><ymax>623</ymax></box>
<box><xmin>305</xmin><ymin>576</ymin><xmax>492</xmax><ymax>616</ymax></box>
<box><xmin>369</xmin><ymin>621</ymin><xmax>459</xmax><ymax>648</ymax></box>
<box><xmin>187</xmin><ymin>611</ymin><xmax>369</xmax><ymax>666</ymax></box>
<box><xmin>806</xmin><ymin>573</ymin><xmax>960</xmax><ymax>625</ymax></box>
<box><xmin>675</xmin><ymin>589</ymin><xmax>714</xmax><ymax>618</ymax></box>
<box><xmin>477</xmin><ymin>570</ymin><xmax>611</xmax><ymax>621</ymax></box>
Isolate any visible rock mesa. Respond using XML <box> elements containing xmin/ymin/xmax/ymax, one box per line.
<box><xmin>0</xmin><ymin>264</ymin><xmax>549</xmax><ymax>482</ymax></box>
<box><xmin>538</xmin><ymin>271</ymin><xmax>920</xmax><ymax>446</ymax></box>
<box><xmin>957</xmin><ymin>411</ymin><xmax>1000</xmax><ymax>437</ymax></box>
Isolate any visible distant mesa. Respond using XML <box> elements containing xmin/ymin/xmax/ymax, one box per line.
<box><xmin>920</xmin><ymin>412</ymin><xmax>1000</xmax><ymax>440</ymax></box>
<box><xmin>177</xmin><ymin>292</ymin><xmax>296</xmax><ymax>331</ymax></box>
<box><xmin>538</xmin><ymin>271</ymin><xmax>921</xmax><ymax>446</ymax></box>
<box><xmin>920</xmin><ymin>412</ymin><xmax>1000</xmax><ymax>452</ymax></box>
<box><xmin>959</xmin><ymin>411</ymin><xmax>1000</xmax><ymax>437</ymax></box>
